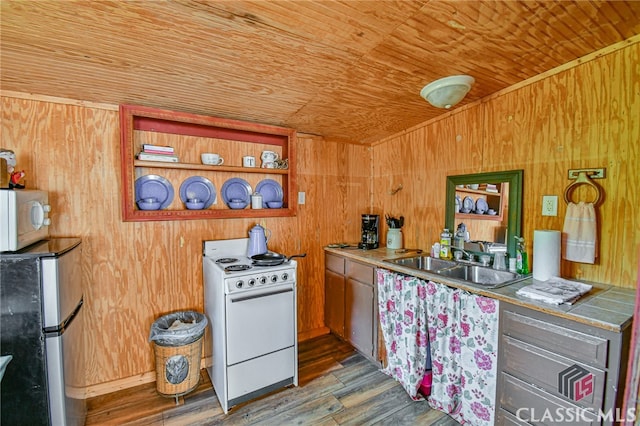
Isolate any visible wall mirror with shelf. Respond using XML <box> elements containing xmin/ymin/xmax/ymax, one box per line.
<box><xmin>445</xmin><ymin>170</ymin><xmax>523</xmax><ymax>258</ymax></box>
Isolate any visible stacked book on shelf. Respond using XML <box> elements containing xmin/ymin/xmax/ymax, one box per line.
<box><xmin>478</xmin><ymin>183</ymin><xmax>499</xmax><ymax>193</ymax></box>
<box><xmin>137</xmin><ymin>144</ymin><xmax>179</xmax><ymax>163</ymax></box>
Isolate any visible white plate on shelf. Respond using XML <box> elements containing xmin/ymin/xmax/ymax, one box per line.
<box><xmin>255</xmin><ymin>179</ymin><xmax>284</xmax><ymax>207</ymax></box>
<box><xmin>475</xmin><ymin>198</ymin><xmax>488</xmax><ymax>214</ymax></box>
<box><xmin>462</xmin><ymin>196</ymin><xmax>474</xmax><ymax>213</ymax></box>
<box><xmin>179</xmin><ymin>176</ymin><xmax>216</xmax><ymax>208</ymax></box>
<box><xmin>135</xmin><ymin>175</ymin><xmax>174</xmax><ymax>210</ymax></box>
<box><xmin>221</xmin><ymin>178</ymin><xmax>252</xmax><ymax>205</ymax></box>
<box><xmin>455</xmin><ymin>195</ymin><xmax>461</xmax><ymax>213</ymax></box>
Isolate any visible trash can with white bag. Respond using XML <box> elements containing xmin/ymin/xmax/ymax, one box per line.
<box><xmin>149</xmin><ymin>311</ymin><xmax>208</xmax><ymax>401</ymax></box>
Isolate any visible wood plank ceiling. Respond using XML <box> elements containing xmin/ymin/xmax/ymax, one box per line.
<box><xmin>2</xmin><ymin>0</ymin><xmax>639</xmax><ymax>144</ymax></box>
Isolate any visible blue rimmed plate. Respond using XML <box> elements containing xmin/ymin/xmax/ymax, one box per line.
<box><xmin>475</xmin><ymin>198</ymin><xmax>488</xmax><ymax>214</ymax></box>
<box><xmin>135</xmin><ymin>175</ymin><xmax>174</xmax><ymax>210</ymax></box>
<box><xmin>221</xmin><ymin>178</ymin><xmax>252</xmax><ymax>205</ymax></box>
<box><xmin>255</xmin><ymin>179</ymin><xmax>284</xmax><ymax>208</ymax></box>
<box><xmin>462</xmin><ymin>196</ymin><xmax>474</xmax><ymax>214</ymax></box>
<box><xmin>455</xmin><ymin>195</ymin><xmax>461</xmax><ymax>213</ymax></box>
<box><xmin>179</xmin><ymin>176</ymin><xmax>216</xmax><ymax>209</ymax></box>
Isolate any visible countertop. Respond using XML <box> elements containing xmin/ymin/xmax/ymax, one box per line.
<box><xmin>325</xmin><ymin>245</ymin><xmax>635</xmax><ymax>333</ymax></box>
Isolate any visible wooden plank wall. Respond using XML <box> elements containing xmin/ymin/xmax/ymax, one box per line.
<box><xmin>0</xmin><ymin>97</ymin><xmax>371</xmax><ymax>392</ymax></box>
<box><xmin>1</xmin><ymin>38</ymin><xmax>637</xmax><ymax>394</ymax></box>
<box><xmin>373</xmin><ymin>41</ymin><xmax>639</xmax><ymax>288</ymax></box>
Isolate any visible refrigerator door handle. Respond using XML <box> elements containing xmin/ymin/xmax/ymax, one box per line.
<box><xmin>43</xmin><ymin>297</ymin><xmax>83</xmax><ymax>336</ymax></box>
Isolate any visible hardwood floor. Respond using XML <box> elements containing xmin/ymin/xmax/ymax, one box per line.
<box><xmin>86</xmin><ymin>334</ymin><xmax>459</xmax><ymax>425</ymax></box>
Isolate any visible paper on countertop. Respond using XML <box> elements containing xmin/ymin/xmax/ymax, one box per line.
<box><xmin>516</xmin><ymin>276</ymin><xmax>592</xmax><ymax>305</ymax></box>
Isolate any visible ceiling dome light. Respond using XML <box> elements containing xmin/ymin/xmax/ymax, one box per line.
<box><xmin>420</xmin><ymin>75</ymin><xmax>475</xmax><ymax>109</ymax></box>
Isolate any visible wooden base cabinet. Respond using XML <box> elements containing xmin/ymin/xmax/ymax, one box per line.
<box><xmin>496</xmin><ymin>302</ymin><xmax>631</xmax><ymax>425</ymax></box>
<box><xmin>324</xmin><ymin>256</ymin><xmax>345</xmax><ymax>338</ymax></box>
<box><xmin>324</xmin><ymin>253</ymin><xmax>379</xmax><ymax>363</ymax></box>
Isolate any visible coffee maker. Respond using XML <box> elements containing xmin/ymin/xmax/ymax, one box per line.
<box><xmin>358</xmin><ymin>214</ymin><xmax>379</xmax><ymax>250</ymax></box>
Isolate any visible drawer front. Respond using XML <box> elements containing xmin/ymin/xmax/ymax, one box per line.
<box><xmin>502</xmin><ymin>310</ymin><xmax>608</xmax><ymax>368</ymax></box>
<box><xmin>326</xmin><ymin>253</ymin><xmax>345</xmax><ymax>275</ymax></box>
<box><xmin>501</xmin><ymin>336</ymin><xmax>605</xmax><ymax>411</ymax></box>
<box><xmin>346</xmin><ymin>260</ymin><xmax>374</xmax><ymax>285</ymax></box>
<box><xmin>500</xmin><ymin>373</ymin><xmax>599</xmax><ymax>426</ymax></box>
<box><xmin>496</xmin><ymin>408</ymin><xmax>532</xmax><ymax>425</ymax></box>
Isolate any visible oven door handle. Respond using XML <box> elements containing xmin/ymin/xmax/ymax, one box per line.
<box><xmin>230</xmin><ymin>287</ymin><xmax>293</xmax><ymax>303</ymax></box>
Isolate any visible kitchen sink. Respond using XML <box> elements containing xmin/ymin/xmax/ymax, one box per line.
<box><xmin>388</xmin><ymin>256</ymin><xmax>457</xmax><ymax>271</ymax></box>
<box><xmin>383</xmin><ymin>256</ymin><xmax>529</xmax><ymax>288</ymax></box>
<box><xmin>436</xmin><ymin>264</ymin><xmax>527</xmax><ymax>287</ymax></box>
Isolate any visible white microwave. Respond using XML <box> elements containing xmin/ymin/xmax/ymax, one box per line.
<box><xmin>0</xmin><ymin>189</ymin><xmax>51</xmax><ymax>252</ymax></box>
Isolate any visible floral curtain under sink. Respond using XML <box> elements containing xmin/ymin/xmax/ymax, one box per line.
<box><xmin>377</xmin><ymin>269</ymin><xmax>430</xmax><ymax>399</ymax></box>
<box><xmin>425</xmin><ymin>281</ymin><xmax>499</xmax><ymax>426</ymax></box>
<box><xmin>377</xmin><ymin>269</ymin><xmax>499</xmax><ymax>426</ymax></box>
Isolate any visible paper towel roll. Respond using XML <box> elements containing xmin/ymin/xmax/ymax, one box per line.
<box><xmin>533</xmin><ymin>230</ymin><xmax>561</xmax><ymax>281</ymax></box>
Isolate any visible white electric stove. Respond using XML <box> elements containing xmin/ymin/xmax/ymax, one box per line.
<box><xmin>202</xmin><ymin>238</ymin><xmax>298</xmax><ymax>413</ymax></box>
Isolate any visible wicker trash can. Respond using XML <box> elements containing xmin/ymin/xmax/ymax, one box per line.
<box><xmin>149</xmin><ymin>311</ymin><xmax>208</xmax><ymax>400</ymax></box>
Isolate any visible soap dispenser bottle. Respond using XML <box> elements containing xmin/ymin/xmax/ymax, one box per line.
<box><xmin>439</xmin><ymin>228</ymin><xmax>452</xmax><ymax>260</ymax></box>
<box><xmin>454</xmin><ymin>223</ymin><xmax>467</xmax><ymax>250</ymax></box>
<box><xmin>515</xmin><ymin>236</ymin><xmax>530</xmax><ymax>274</ymax></box>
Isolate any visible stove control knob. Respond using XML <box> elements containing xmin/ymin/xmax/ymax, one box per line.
<box><xmin>235</xmin><ymin>280</ymin><xmax>244</xmax><ymax>289</ymax></box>
<box><xmin>258</xmin><ymin>276</ymin><xmax>267</xmax><ymax>285</ymax></box>
<box><xmin>281</xmin><ymin>272</ymin><xmax>289</xmax><ymax>281</ymax></box>
<box><xmin>248</xmin><ymin>278</ymin><xmax>256</xmax><ymax>287</ymax></box>
<box><xmin>270</xmin><ymin>275</ymin><xmax>278</xmax><ymax>283</ymax></box>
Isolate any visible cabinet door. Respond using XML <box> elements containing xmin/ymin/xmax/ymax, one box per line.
<box><xmin>325</xmin><ymin>270</ymin><xmax>345</xmax><ymax>338</ymax></box>
<box><xmin>345</xmin><ymin>278</ymin><xmax>374</xmax><ymax>358</ymax></box>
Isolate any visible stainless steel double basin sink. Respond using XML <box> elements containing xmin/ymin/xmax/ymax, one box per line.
<box><xmin>384</xmin><ymin>256</ymin><xmax>529</xmax><ymax>288</ymax></box>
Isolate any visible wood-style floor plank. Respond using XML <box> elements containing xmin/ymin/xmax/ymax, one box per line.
<box><xmin>86</xmin><ymin>334</ymin><xmax>459</xmax><ymax>425</ymax></box>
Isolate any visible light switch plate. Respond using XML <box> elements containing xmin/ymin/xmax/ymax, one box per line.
<box><xmin>298</xmin><ymin>191</ymin><xmax>306</xmax><ymax>205</ymax></box>
<box><xmin>542</xmin><ymin>195</ymin><xmax>558</xmax><ymax>216</ymax></box>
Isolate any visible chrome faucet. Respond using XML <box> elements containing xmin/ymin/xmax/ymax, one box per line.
<box><xmin>453</xmin><ymin>248</ymin><xmax>475</xmax><ymax>263</ymax></box>
<box><xmin>479</xmin><ymin>241</ymin><xmax>508</xmax><ymax>254</ymax></box>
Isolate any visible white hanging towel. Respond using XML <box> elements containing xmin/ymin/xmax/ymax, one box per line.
<box><xmin>562</xmin><ymin>202</ymin><xmax>597</xmax><ymax>263</ymax></box>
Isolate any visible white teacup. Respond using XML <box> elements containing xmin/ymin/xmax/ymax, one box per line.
<box><xmin>261</xmin><ymin>150</ymin><xmax>279</xmax><ymax>162</ymax></box>
<box><xmin>201</xmin><ymin>153</ymin><xmax>224</xmax><ymax>165</ymax></box>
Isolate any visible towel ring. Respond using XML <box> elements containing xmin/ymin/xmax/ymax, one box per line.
<box><xmin>563</xmin><ymin>171</ymin><xmax>602</xmax><ymax>205</ymax></box>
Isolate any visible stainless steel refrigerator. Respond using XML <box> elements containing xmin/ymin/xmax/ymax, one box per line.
<box><xmin>1</xmin><ymin>238</ymin><xmax>85</xmax><ymax>425</ymax></box>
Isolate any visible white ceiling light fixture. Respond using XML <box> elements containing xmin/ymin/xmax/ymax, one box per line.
<box><xmin>420</xmin><ymin>75</ymin><xmax>475</xmax><ymax>109</ymax></box>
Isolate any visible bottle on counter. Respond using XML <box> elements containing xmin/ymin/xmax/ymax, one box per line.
<box><xmin>431</xmin><ymin>242</ymin><xmax>441</xmax><ymax>258</ymax></box>
<box><xmin>439</xmin><ymin>228</ymin><xmax>452</xmax><ymax>260</ymax></box>
<box><xmin>515</xmin><ymin>236</ymin><xmax>530</xmax><ymax>274</ymax></box>
<box><xmin>454</xmin><ymin>223</ymin><xmax>467</xmax><ymax>250</ymax></box>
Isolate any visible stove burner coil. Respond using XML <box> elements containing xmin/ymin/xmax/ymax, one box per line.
<box><xmin>216</xmin><ymin>258</ymin><xmax>239</xmax><ymax>264</ymax></box>
<box><xmin>225</xmin><ymin>264</ymin><xmax>252</xmax><ymax>272</ymax></box>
